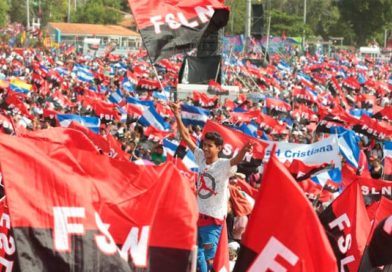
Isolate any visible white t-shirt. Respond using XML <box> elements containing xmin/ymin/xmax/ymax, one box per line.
<box><xmin>193</xmin><ymin>147</ymin><xmax>231</xmax><ymax>220</ymax></box>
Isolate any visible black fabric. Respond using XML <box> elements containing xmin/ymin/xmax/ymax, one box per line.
<box><xmin>226</xmin><ymin>212</ymin><xmax>235</xmax><ymax>242</ymax></box>
<box><xmin>12</xmin><ymin>228</ymin><xmax>194</xmax><ymax>272</ymax></box>
<box><xmin>12</xmin><ymin>228</ymin><xmax>132</xmax><ymax>272</ymax></box>
<box><xmin>318</xmin><ymin>205</ymin><xmax>347</xmax><ymax>263</ymax></box>
<box><xmin>232</xmin><ymin>244</ymin><xmax>257</xmax><ymax>272</ymax></box>
<box><xmin>178</xmin><ymin>55</ymin><xmax>222</xmax><ymax>84</ymax></box>
<box><xmin>140</xmin><ymin>8</ymin><xmax>228</xmax><ymax>63</ymax></box>
<box><xmin>149</xmin><ymin>246</ymin><xmax>193</xmax><ymax>272</ymax></box>
<box><xmin>368</xmin><ymin>217</ymin><xmax>392</xmax><ymax>267</ymax></box>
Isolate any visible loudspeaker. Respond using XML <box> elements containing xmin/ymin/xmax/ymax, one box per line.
<box><xmin>251</xmin><ymin>4</ymin><xmax>264</xmax><ymax>38</ymax></box>
<box><xmin>178</xmin><ymin>55</ymin><xmax>222</xmax><ymax>84</ymax></box>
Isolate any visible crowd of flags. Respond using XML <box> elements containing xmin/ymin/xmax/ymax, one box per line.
<box><xmin>0</xmin><ymin>0</ymin><xmax>391</xmax><ymax>270</ymax></box>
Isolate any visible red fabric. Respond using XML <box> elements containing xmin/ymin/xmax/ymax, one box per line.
<box><xmin>212</xmin><ymin>222</ymin><xmax>230</xmax><ymax>272</ymax></box>
<box><xmin>0</xmin><ymin>197</ymin><xmax>15</xmax><ymax>271</ymax></box>
<box><xmin>126</xmin><ymin>103</ymin><xmax>144</xmax><ymax>117</ymax></box>
<box><xmin>286</xmin><ymin>159</ymin><xmax>329</xmax><ymax>179</ymax></box>
<box><xmin>367</xmin><ymin>197</ymin><xmax>392</xmax><ymax>245</ymax></box>
<box><xmin>229</xmin><ymin>109</ymin><xmax>260</xmax><ymax>123</ymax></box>
<box><xmin>106</xmin><ymin>134</ymin><xmax>131</xmax><ymax>161</ymax></box>
<box><xmin>202</xmin><ymin>120</ymin><xmax>268</xmax><ymax>160</ymax></box>
<box><xmin>0</xmin><ymin>134</ymin><xmax>198</xmax><ymax>267</ymax></box>
<box><xmin>144</xmin><ymin>126</ymin><xmax>173</xmax><ymax>141</ymax></box>
<box><xmin>265</xmin><ymin>97</ymin><xmax>291</xmax><ymax>112</ymax></box>
<box><xmin>297</xmin><ymin>178</ymin><xmax>334</xmax><ymax>203</ymax></box>
<box><xmin>128</xmin><ymin>0</ymin><xmax>228</xmax><ymax>29</ymax></box>
<box><xmin>235</xmin><ymin>154</ymin><xmax>337</xmax><ymax>271</ymax></box>
<box><xmin>229</xmin><ymin>185</ymin><xmax>252</xmax><ymax>217</ymax></box>
<box><xmin>197</xmin><ymin>214</ymin><xmax>224</xmax><ymax>227</ymax></box>
<box><xmin>91</xmin><ymin>100</ymin><xmax>120</xmax><ymax>121</ymax></box>
<box><xmin>235</xmin><ymin>178</ymin><xmax>258</xmax><ymax>199</ymax></box>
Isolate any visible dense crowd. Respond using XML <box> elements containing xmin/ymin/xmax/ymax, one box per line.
<box><xmin>0</xmin><ymin>33</ymin><xmax>392</xmax><ymax>270</ymax></box>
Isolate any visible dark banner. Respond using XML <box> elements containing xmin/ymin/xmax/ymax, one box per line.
<box><xmin>128</xmin><ymin>0</ymin><xmax>229</xmax><ymax>62</ymax></box>
<box><xmin>0</xmin><ymin>133</ymin><xmax>197</xmax><ymax>271</ymax></box>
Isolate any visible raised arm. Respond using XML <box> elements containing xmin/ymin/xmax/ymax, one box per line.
<box><xmin>169</xmin><ymin>102</ymin><xmax>197</xmax><ymax>152</ymax></box>
<box><xmin>230</xmin><ymin>141</ymin><xmax>254</xmax><ymax>166</ymax></box>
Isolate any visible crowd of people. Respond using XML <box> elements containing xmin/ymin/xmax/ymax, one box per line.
<box><xmin>0</xmin><ymin>30</ymin><xmax>392</xmax><ymax>270</ymax></box>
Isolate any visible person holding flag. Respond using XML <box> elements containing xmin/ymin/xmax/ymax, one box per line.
<box><xmin>170</xmin><ymin>102</ymin><xmax>253</xmax><ymax>272</ymax></box>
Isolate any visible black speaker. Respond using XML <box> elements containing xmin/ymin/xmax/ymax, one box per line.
<box><xmin>251</xmin><ymin>4</ymin><xmax>264</xmax><ymax>38</ymax></box>
<box><xmin>178</xmin><ymin>55</ymin><xmax>222</xmax><ymax>84</ymax></box>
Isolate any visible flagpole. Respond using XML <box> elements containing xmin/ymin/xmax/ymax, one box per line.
<box><xmin>126</xmin><ymin>4</ymin><xmax>167</xmax><ymax>98</ymax></box>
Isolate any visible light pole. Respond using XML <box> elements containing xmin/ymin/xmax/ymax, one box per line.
<box><xmin>26</xmin><ymin>0</ymin><xmax>30</xmax><ymax>28</ymax></box>
<box><xmin>245</xmin><ymin>0</ymin><xmax>251</xmax><ymax>38</ymax></box>
<box><xmin>303</xmin><ymin>0</ymin><xmax>307</xmax><ymax>50</ymax></box>
<box><xmin>67</xmin><ymin>0</ymin><xmax>71</xmax><ymax>23</ymax></box>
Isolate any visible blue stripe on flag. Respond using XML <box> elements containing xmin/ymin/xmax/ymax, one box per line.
<box><xmin>57</xmin><ymin>114</ymin><xmax>101</xmax><ymax>134</ymax></box>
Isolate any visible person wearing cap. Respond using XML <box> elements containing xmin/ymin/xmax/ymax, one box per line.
<box><xmin>170</xmin><ymin>102</ymin><xmax>254</xmax><ymax>272</ymax></box>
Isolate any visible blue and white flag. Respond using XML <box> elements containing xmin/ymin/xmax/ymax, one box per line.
<box><xmin>57</xmin><ymin>114</ymin><xmax>101</xmax><ymax>134</ymax></box>
<box><xmin>358</xmin><ymin>73</ymin><xmax>367</xmax><ymax>84</ymax></box>
<box><xmin>73</xmin><ymin>64</ymin><xmax>94</xmax><ymax>83</ymax></box>
<box><xmin>383</xmin><ymin>141</ymin><xmax>392</xmax><ymax>159</ymax></box>
<box><xmin>152</xmin><ymin>87</ymin><xmax>170</xmax><ymax>101</ymax></box>
<box><xmin>338</xmin><ymin>130</ymin><xmax>360</xmax><ymax>169</ymax></box>
<box><xmin>349</xmin><ymin>108</ymin><xmax>372</xmax><ymax>118</ymax></box>
<box><xmin>108</xmin><ymin>89</ymin><xmax>124</xmax><ymax>105</ymax></box>
<box><xmin>163</xmin><ymin>139</ymin><xmax>198</xmax><ymax>171</ymax></box>
<box><xmin>388</xmin><ymin>75</ymin><xmax>392</xmax><ymax>86</ymax></box>
<box><xmin>277</xmin><ymin>60</ymin><xmax>292</xmax><ymax>73</ymax></box>
<box><xmin>356</xmin><ymin>63</ymin><xmax>368</xmax><ymax>71</ymax></box>
<box><xmin>311</xmin><ymin>168</ymin><xmax>342</xmax><ymax>187</ymax></box>
<box><xmin>55</xmin><ymin>66</ymin><xmax>69</xmax><ymax>76</ymax></box>
<box><xmin>297</xmin><ymin>72</ymin><xmax>312</xmax><ymax>82</ymax></box>
<box><xmin>122</xmin><ymin>77</ymin><xmax>135</xmax><ymax>92</ymax></box>
<box><xmin>311</xmin><ymin>167</ymin><xmax>342</xmax><ymax>193</ymax></box>
<box><xmin>238</xmin><ymin>121</ymin><xmax>259</xmax><ymax>138</ymax></box>
<box><xmin>127</xmin><ymin>97</ymin><xmax>170</xmax><ymax>131</ymax></box>
<box><xmin>181</xmin><ymin>104</ymin><xmax>210</xmax><ymax>127</ymax></box>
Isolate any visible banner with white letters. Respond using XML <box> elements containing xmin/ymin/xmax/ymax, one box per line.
<box><xmin>263</xmin><ymin>136</ymin><xmax>341</xmax><ymax>169</ymax></box>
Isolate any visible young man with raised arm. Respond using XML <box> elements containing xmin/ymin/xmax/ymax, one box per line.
<box><xmin>170</xmin><ymin>102</ymin><xmax>253</xmax><ymax>272</ymax></box>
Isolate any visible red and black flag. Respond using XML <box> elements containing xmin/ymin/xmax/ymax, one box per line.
<box><xmin>233</xmin><ymin>152</ymin><xmax>337</xmax><ymax>272</ymax></box>
<box><xmin>358</xmin><ymin>215</ymin><xmax>392</xmax><ymax>271</ymax></box>
<box><xmin>0</xmin><ymin>134</ymin><xmax>197</xmax><ymax>272</ymax></box>
<box><xmin>358</xmin><ymin>197</ymin><xmax>392</xmax><ymax>271</ymax></box>
<box><xmin>319</xmin><ymin>182</ymin><xmax>371</xmax><ymax>272</ymax></box>
<box><xmin>128</xmin><ymin>0</ymin><xmax>229</xmax><ymax>62</ymax></box>
<box><xmin>355</xmin><ymin>176</ymin><xmax>392</xmax><ymax>206</ymax></box>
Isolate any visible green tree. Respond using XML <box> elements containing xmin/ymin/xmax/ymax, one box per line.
<box><xmin>337</xmin><ymin>0</ymin><xmax>392</xmax><ymax>46</ymax></box>
<box><xmin>41</xmin><ymin>0</ymin><xmax>68</xmax><ymax>25</ymax></box>
<box><xmin>9</xmin><ymin>0</ymin><xmax>26</xmax><ymax>25</ymax></box>
<box><xmin>306</xmin><ymin>0</ymin><xmax>339</xmax><ymax>39</ymax></box>
<box><xmin>225</xmin><ymin>0</ymin><xmax>246</xmax><ymax>34</ymax></box>
<box><xmin>0</xmin><ymin>0</ymin><xmax>9</xmax><ymax>27</ymax></box>
<box><xmin>73</xmin><ymin>0</ymin><xmax>122</xmax><ymax>24</ymax></box>
<box><xmin>269</xmin><ymin>9</ymin><xmax>312</xmax><ymax>37</ymax></box>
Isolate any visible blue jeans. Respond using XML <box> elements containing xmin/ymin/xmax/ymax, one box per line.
<box><xmin>197</xmin><ymin>225</ymin><xmax>222</xmax><ymax>272</ymax></box>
